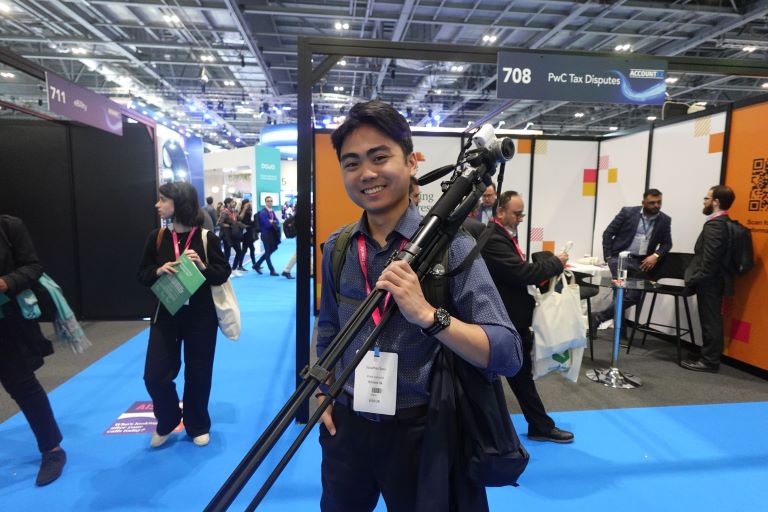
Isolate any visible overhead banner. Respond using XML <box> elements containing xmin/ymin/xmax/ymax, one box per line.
<box><xmin>45</xmin><ymin>72</ymin><xmax>123</xmax><ymax>135</ymax></box>
<box><xmin>496</xmin><ymin>52</ymin><xmax>667</xmax><ymax>105</ymax></box>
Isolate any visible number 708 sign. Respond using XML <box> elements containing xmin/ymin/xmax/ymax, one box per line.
<box><xmin>502</xmin><ymin>67</ymin><xmax>532</xmax><ymax>84</ymax></box>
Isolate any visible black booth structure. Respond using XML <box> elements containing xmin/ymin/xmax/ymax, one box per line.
<box><xmin>0</xmin><ymin>50</ymin><xmax>159</xmax><ymax>319</ymax></box>
<box><xmin>294</xmin><ymin>36</ymin><xmax>768</xmax><ymax>422</ymax></box>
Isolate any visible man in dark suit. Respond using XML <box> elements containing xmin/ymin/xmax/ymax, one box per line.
<box><xmin>482</xmin><ymin>191</ymin><xmax>574</xmax><ymax>443</ymax></box>
<box><xmin>593</xmin><ymin>189</ymin><xmax>673</xmax><ymax>327</ymax></box>
<box><xmin>682</xmin><ymin>185</ymin><xmax>736</xmax><ymax>373</ymax></box>
<box><xmin>471</xmin><ymin>183</ymin><xmax>497</xmax><ymax>224</ymax></box>
<box><xmin>255</xmin><ymin>196</ymin><xmax>281</xmax><ymax>276</ymax></box>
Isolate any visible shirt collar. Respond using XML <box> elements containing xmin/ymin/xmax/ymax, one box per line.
<box><xmin>641</xmin><ymin>210</ymin><xmax>659</xmax><ymax>221</ymax></box>
<box><xmin>354</xmin><ymin>204</ymin><xmax>422</xmax><ymax>244</ymax></box>
<box><xmin>707</xmin><ymin>210</ymin><xmax>729</xmax><ymax>221</ymax></box>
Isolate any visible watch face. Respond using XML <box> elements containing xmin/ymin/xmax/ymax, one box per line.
<box><xmin>435</xmin><ymin>307</ymin><xmax>451</xmax><ymax>327</ymax></box>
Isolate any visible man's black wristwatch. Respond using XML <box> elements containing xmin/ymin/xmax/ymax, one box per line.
<box><xmin>422</xmin><ymin>307</ymin><xmax>451</xmax><ymax>336</ymax></box>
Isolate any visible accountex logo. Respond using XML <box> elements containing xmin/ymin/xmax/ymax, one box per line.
<box><xmin>629</xmin><ymin>69</ymin><xmax>665</xmax><ymax>79</ymax></box>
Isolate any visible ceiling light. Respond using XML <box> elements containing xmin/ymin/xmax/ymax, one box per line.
<box><xmin>343</xmin><ymin>22</ymin><xmax>349</xmax><ymax>30</ymax></box>
<box><xmin>615</xmin><ymin>43</ymin><xmax>633</xmax><ymax>52</ymax></box>
<box><xmin>339</xmin><ymin>59</ymin><xmax>347</xmax><ymax>66</ymax></box>
<box><xmin>665</xmin><ymin>77</ymin><xmax>678</xmax><ymax>84</ymax></box>
<box><xmin>646</xmin><ymin>116</ymin><xmax>657</xmax><ymax>121</ymax></box>
<box><xmin>574</xmin><ymin>112</ymin><xmax>585</xmax><ymax>118</ymax></box>
<box><xmin>200</xmin><ymin>55</ymin><xmax>215</xmax><ymax>62</ymax></box>
<box><xmin>0</xmin><ymin>71</ymin><xmax>15</xmax><ymax>78</ymax></box>
<box><xmin>0</xmin><ymin>3</ymin><xmax>12</xmax><ymax>14</ymax></box>
<box><xmin>334</xmin><ymin>21</ymin><xmax>342</xmax><ymax>30</ymax></box>
<box><xmin>742</xmin><ymin>46</ymin><xmax>757</xmax><ymax>53</ymax></box>
<box><xmin>164</xmin><ymin>14</ymin><xmax>181</xmax><ymax>25</ymax></box>
<box><xmin>609</xmin><ymin>126</ymin><xmax>619</xmax><ymax>131</ymax></box>
<box><xmin>762</xmin><ymin>83</ymin><xmax>768</xmax><ymax>88</ymax></box>
<box><xmin>72</xmin><ymin>47</ymin><xmax>88</xmax><ymax>55</ymax></box>
<box><xmin>435</xmin><ymin>89</ymin><xmax>442</xmax><ymax>94</ymax></box>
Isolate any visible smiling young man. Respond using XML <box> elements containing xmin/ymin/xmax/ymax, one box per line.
<box><xmin>316</xmin><ymin>101</ymin><xmax>522</xmax><ymax>511</ymax></box>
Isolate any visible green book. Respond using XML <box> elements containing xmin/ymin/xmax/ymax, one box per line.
<box><xmin>151</xmin><ymin>254</ymin><xmax>206</xmax><ymax>315</ymax></box>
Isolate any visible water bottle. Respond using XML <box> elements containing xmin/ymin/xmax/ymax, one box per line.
<box><xmin>617</xmin><ymin>250</ymin><xmax>630</xmax><ymax>283</ymax></box>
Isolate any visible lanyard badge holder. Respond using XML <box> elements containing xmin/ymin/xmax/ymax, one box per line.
<box><xmin>352</xmin><ymin>235</ymin><xmax>403</xmax><ymax>417</ymax></box>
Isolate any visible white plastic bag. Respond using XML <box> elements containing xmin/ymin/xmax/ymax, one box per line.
<box><xmin>528</xmin><ymin>272</ymin><xmax>587</xmax><ymax>357</ymax></box>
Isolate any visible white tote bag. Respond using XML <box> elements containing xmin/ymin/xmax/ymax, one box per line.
<box><xmin>201</xmin><ymin>229</ymin><xmax>241</xmax><ymax>341</ymax></box>
<box><xmin>528</xmin><ymin>272</ymin><xmax>587</xmax><ymax>360</ymax></box>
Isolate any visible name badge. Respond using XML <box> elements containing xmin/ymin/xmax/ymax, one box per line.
<box><xmin>353</xmin><ymin>350</ymin><xmax>397</xmax><ymax>416</ymax></box>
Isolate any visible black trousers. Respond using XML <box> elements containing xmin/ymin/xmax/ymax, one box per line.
<box><xmin>319</xmin><ymin>403</ymin><xmax>427</xmax><ymax>512</ymax></box>
<box><xmin>255</xmin><ymin>242</ymin><xmax>277</xmax><ymax>273</ymax></box>
<box><xmin>242</xmin><ymin>231</ymin><xmax>257</xmax><ymax>266</ymax></box>
<box><xmin>595</xmin><ymin>257</ymin><xmax>643</xmax><ymax>324</ymax></box>
<box><xmin>0</xmin><ymin>330</ymin><xmax>62</xmax><ymax>453</ymax></box>
<box><xmin>505</xmin><ymin>332</ymin><xmax>555</xmax><ymax>434</ymax></box>
<box><xmin>144</xmin><ymin>305</ymin><xmax>218</xmax><ymax>437</ymax></box>
<box><xmin>696</xmin><ymin>278</ymin><xmax>724</xmax><ymax>365</ymax></box>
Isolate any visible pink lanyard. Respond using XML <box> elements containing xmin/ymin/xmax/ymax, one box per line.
<box><xmin>708</xmin><ymin>210</ymin><xmax>729</xmax><ymax>221</ymax></box>
<box><xmin>266</xmin><ymin>208</ymin><xmax>275</xmax><ymax>221</ymax></box>
<box><xmin>494</xmin><ymin>219</ymin><xmax>525</xmax><ymax>260</ymax></box>
<box><xmin>171</xmin><ymin>227</ymin><xmax>197</xmax><ymax>260</ymax></box>
<box><xmin>357</xmin><ymin>234</ymin><xmax>408</xmax><ymax>326</ymax></box>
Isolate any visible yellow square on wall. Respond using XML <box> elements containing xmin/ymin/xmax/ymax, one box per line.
<box><xmin>582</xmin><ymin>183</ymin><xmax>596</xmax><ymax>196</ymax></box>
<box><xmin>607</xmin><ymin>168</ymin><xmax>618</xmax><ymax>183</ymax></box>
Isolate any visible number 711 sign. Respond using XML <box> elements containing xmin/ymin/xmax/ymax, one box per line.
<box><xmin>44</xmin><ymin>71</ymin><xmax>124</xmax><ymax>135</ymax></box>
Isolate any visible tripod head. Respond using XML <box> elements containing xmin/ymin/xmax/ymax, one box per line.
<box><xmin>417</xmin><ymin>123</ymin><xmax>515</xmax><ymax>189</ymax></box>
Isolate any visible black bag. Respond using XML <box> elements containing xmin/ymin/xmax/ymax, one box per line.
<box><xmin>283</xmin><ymin>216</ymin><xmax>297</xmax><ymax>239</ymax></box>
<box><xmin>448</xmin><ymin>350</ymin><xmax>529</xmax><ymax>487</ymax></box>
<box><xmin>725</xmin><ymin>219</ymin><xmax>754</xmax><ymax>274</ymax></box>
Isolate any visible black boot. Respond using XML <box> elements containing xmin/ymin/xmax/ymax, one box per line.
<box><xmin>36</xmin><ymin>448</ymin><xmax>66</xmax><ymax>486</ymax></box>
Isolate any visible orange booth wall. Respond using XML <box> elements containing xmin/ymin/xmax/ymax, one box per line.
<box><xmin>723</xmin><ymin>101</ymin><xmax>768</xmax><ymax>370</ymax></box>
<box><xmin>314</xmin><ymin>133</ymin><xmax>363</xmax><ymax>302</ymax></box>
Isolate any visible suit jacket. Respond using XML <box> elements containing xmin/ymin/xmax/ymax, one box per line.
<box><xmin>684</xmin><ymin>215</ymin><xmax>733</xmax><ymax>295</ymax></box>
<box><xmin>257</xmin><ymin>207</ymin><xmax>281</xmax><ymax>248</ymax></box>
<box><xmin>481</xmin><ymin>221</ymin><xmax>564</xmax><ymax>335</ymax></box>
<box><xmin>602</xmin><ymin>206</ymin><xmax>672</xmax><ymax>260</ymax></box>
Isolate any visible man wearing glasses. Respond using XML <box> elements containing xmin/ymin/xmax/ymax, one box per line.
<box><xmin>482</xmin><ymin>191</ymin><xmax>574</xmax><ymax>443</ymax></box>
<box><xmin>473</xmin><ymin>183</ymin><xmax>498</xmax><ymax>224</ymax></box>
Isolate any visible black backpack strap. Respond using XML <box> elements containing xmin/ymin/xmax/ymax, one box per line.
<box><xmin>332</xmin><ymin>223</ymin><xmax>359</xmax><ymax>304</ymax></box>
<box><xmin>442</xmin><ymin>225</ymin><xmax>494</xmax><ymax>279</ymax></box>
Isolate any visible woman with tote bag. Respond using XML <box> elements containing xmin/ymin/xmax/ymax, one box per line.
<box><xmin>137</xmin><ymin>182</ymin><xmax>231</xmax><ymax>448</ymax></box>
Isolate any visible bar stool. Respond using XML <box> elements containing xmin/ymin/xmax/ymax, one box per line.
<box><xmin>627</xmin><ymin>252</ymin><xmax>696</xmax><ymax>365</ymax></box>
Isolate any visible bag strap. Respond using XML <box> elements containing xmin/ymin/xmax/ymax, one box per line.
<box><xmin>330</xmin><ymin>222</ymin><xmax>451</xmax><ymax>308</ymax></box>
<box><xmin>155</xmin><ymin>227</ymin><xmax>166</xmax><ymax>253</ymax></box>
<box><xmin>201</xmin><ymin>228</ymin><xmax>209</xmax><ymax>264</ymax></box>
<box><xmin>332</xmin><ymin>223</ymin><xmax>359</xmax><ymax>303</ymax></box>
<box><xmin>442</xmin><ymin>225</ymin><xmax>494</xmax><ymax>279</ymax></box>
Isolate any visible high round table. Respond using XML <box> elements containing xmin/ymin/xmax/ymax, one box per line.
<box><xmin>584</xmin><ymin>276</ymin><xmax>665</xmax><ymax>389</ymax></box>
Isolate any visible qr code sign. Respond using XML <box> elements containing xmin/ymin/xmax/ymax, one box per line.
<box><xmin>749</xmin><ymin>158</ymin><xmax>768</xmax><ymax>212</ymax></box>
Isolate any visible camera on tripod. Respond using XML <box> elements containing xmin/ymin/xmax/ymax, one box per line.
<box><xmin>472</xmin><ymin>123</ymin><xmax>515</xmax><ymax>163</ymax></box>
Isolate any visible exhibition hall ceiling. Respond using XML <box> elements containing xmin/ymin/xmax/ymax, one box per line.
<box><xmin>1</xmin><ymin>0</ymin><xmax>768</xmax><ymax>148</ymax></box>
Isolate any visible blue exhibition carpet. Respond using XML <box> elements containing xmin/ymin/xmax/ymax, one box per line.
<box><xmin>2</xmin><ymin>239</ymin><xmax>767</xmax><ymax>511</ymax></box>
